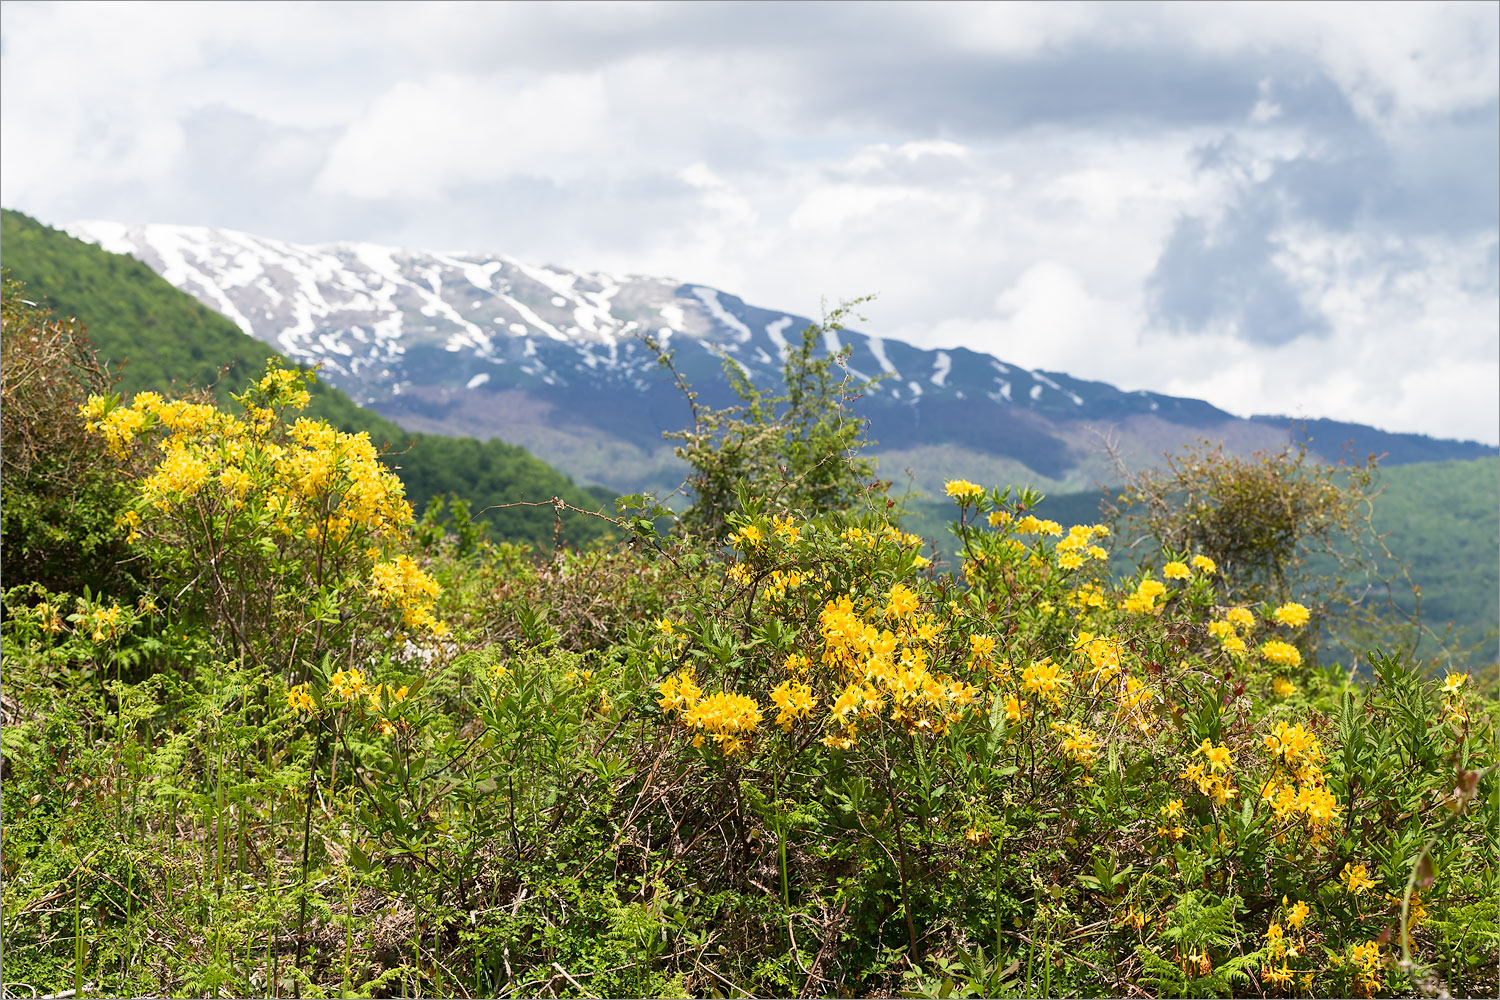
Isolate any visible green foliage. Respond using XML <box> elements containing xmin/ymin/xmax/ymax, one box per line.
<box><xmin>0</xmin><ymin>274</ymin><xmax>137</xmax><ymax>596</ymax></box>
<box><xmin>655</xmin><ymin>297</ymin><xmax>881</xmax><ymax>537</ymax></box>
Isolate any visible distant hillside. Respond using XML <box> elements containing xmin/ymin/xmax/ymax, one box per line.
<box><xmin>0</xmin><ymin>209</ymin><xmax>613</xmax><ymax>549</ymax></box>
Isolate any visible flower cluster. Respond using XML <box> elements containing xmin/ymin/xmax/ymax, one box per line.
<box><xmin>679</xmin><ymin>691</ymin><xmax>763</xmax><ymax>755</ymax></box>
<box><xmin>769</xmin><ymin>679</ymin><xmax>817</xmax><ymax>730</ymax></box>
<box><xmin>1259</xmin><ymin>721</ymin><xmax>1341</xmax><ymax>839</ymax></box>
<box><xmin>369</xmin><ymin>555</ymin><xmax>446</xmax><ymax>636</ymax></box>
<box><xmin>1180</xmin><ymin>739</ymin><xmax>1237</xmax><ymax>805</ymax></box>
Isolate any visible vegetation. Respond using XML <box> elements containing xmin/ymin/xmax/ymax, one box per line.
<box><xmin>2</xmin><ymin>272</ymin><xmax>1496</xmax><ymax>1000</ymax></box>
<box><xmin>0</xmin><ymin>210</ymin><xmax>609</xmax><ymax>549</ymax></box>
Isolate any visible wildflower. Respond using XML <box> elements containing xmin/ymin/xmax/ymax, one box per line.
<box><xmin>1197</xmin><ymin>739</ymin><xmax>1234</xmax><ymax>773</ymax></box>
<box><xmin>656</xmin><ymin>618</ymin><xmax>676</xmax><ymax>636</ymax></box>
<box><xmin>286</xmin><ymin>683</ymin><xmax>316</xmax><ymax>715</ymax></box>
<box><xmin>1004</xmin><ymin>694</ymin><xmax>1026</xmax><ymax>723</ymax></box>
<box><xmin>944</xmin><ymin>479</ymin><xmax>984</xmax><ymax>502</ymax></box>
<box><xmin>330</xmin><ymin>669</ymin><xmax>370</xmax><ymax>700</ymax></box>
<box><xmin>1262</xmin><ymin>963</ymin><xmax>1293</xmax><ymax>988</ymax></box>
<box><xmin>657</xmin><ymin>669</ymin><xmax>703</xmax><ymax>714</ymax></box>
<box><xmin>1225</xmin><ymin>607</ymin><xmax>1256</xmax><ymax>631</ymax></box>
<box><xmin>1263</xmin><ymin>921</ymin><xmax>1286</xmax><ymax>959</ymax></box>
<box><xmin>680</xmin><ymin>690</ymin><xmax>762</xmax><ymax>754</ymax></box>
<box><xmin>1272</xmin><ymin>602</ymin><xmax>1310</xmax><ymax>627</ymax></box>
<box><xmin>1260</xmin><ymin>640</ymin><xmax>1301</xmax><ymax>668</ymax></box>
<box><xmin>1340</xmin><ymin>863</ymin><xmax>1377</xmax><ymax>896</ymax></box>
<box><xmin>987</xmin><ymin>510</ymin><xmax>1012</xmax><ymax>527</ymax></box>
<box><xmin>1440</xmin><ymin>672</ymin><xmax>1468</xmax><ymax>696</ymax></box>
<box><xmin>1190</xmin><ymin>554</ymin><xmax>1217</xmax><ymax>574</ymax></box>
<box><xmin>769</xmin><ymin>679</ymin><xmax>817</xmax><ymax>730</ymax></box>
<box><xmin>968</xmin><ymin>634</ymin><xmax>997</xmax><ymax>663</ymax></box>
<box><xmin>1162</xmin><ymin>561</ymin><xmax>1191</xmax><ymax>580</ymax></box>
<box><xmin>1020</xmin><ymin>658</ymin><xmax>1069</xmax><ymax>706</ymax></box>
<box><xmin>1050</xmin><ymin>720</ymin><xmax>1098</xmax><ymax>766</ymax></box>
<box><xmin>964</xmin><ymin>827</ymin><xmax>990</xmax><ymax>844</ymax></box>
<box><xmin>1285</xmin><ymin>899</ymin><xmax>1311</xmax><ymax>929</ymax></box>
<box><xmin>885</xmin><ymin>583</ymin><xmax>919</xmax><ymax>620</ymax></box>
<box><xmin>1272</xmin><ymin>677</ymin><xmax>1296</xmax><ymax>698</ymax></box>
<box><xmin>1122</xmin><ymin>578</ymin><xmax>1167</xmax><ymax>615</ymax></box>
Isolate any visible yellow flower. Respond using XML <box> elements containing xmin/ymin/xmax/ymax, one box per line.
<box><xmin>884</xmin><ymin>583</ymin><xmax>920</xmax><ymax>620</ymax></box>
<box><xmin>656</xmin><ymin>618</ymin><xmax>676</xmax><ymax>636</ymax></box>
<box><xmin>1197</xmin><ymin>739</ymin><xmax>1234</xmax><ymax>773</ymax></box>
<box><xmin>1225</xmin><ymin>607</ymin><xmax>1256</xmax><ymax>631</ymax></box>
<box><xmin>1272</xmin><ymin>602</ymin><xmax>1310</xmax><ymax>627</ymax></box>
<box><xmin>944</xmin><ymin>479</ymin><xmax>985</xmax><ymax>502</ymax></box>
<box><xmin>1341</xmin><ymin>863</ymin><xmax>1377</xmax><ymax>896</ymax></box>
<box><xmin>680</xmin><ymin>690</ymin><xmax>762</xmax><ymax>754</ymax></box>
<box><xmin>1286</xmin><ymin>899</ymin><xmax>1311</xmax><ymax>929</ymax></box>
<box><xmin>1260</xmin><ymin>640</ymin><xmax>1301</xmax><ymax>668</ymax></box>
<box><xmin>1441</xmin><ymin>672</ymin><xmax>1468</xmax><ymax>696</ymax></box>
<box><xmin>1272</xmin><ymin>677</ymin><xmax>1296</xmax><ymax>698</ymax></box>
<box><xmin>768</xmin><ymin>679</ymin><xmax>817</xmax><ymax>730</ymax></box>
<box><xmin>1190</xmin><ymin>554</ymin><xmax>1217</xmax><ymax>574</ymax></box>
<box><xmin>286</xmin><ymin>683</ymin><xmax>316</xmax><ymax>715</ymax></box>
<box><xmin>1162</xmin><ymin>561</ymin><xmax>1191</xmax><ymax>580</ymax></box>
<box><xmin>1020</xmin><ymin>658</ymin><xmax>1069</xmax><ymax>705</ymax></box>
<box><xmin>987</xmin><ymin>510</ymin><xmax>1012</xmax><ymax>527</ymax></box>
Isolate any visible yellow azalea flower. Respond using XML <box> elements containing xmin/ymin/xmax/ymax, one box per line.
<box><xmin>1341</xmin><ymin>862</ymin><xmax>1377</xmax><ymax>896</ymax></box>
<box><xmin>1272</xmin><ymin>677</ymin><xmax>1296</xmax><ymax>698</ymax></box>
<box><xmin>1260</xmin><ymin>639</ymin><xmax>1301</xmax><ymax>668</ymax></box>
<box><xmin>885</xmin><ymin>583</ymin><xmax>919</xmax><ymax>620</ymax></box>
<box><xmin>1162</xmin><ymin>561</ymin><xmax>1191</xmax><ymax>580</ymax></box>
<box><xmin>1190</xmin><ymin>554</ymin><xmax>1217</xmax><ymax>574</ymax></box>
<box><xmin>1441</xmin><ymin>672</ymin><xmax>1468</xmax><ymax>695</ymax></box>
<box><xmin>1225</xmin><ymin>607</ymin><xmax>1256</xmax><ymax>631</ymax></box>
<box><xmin>1286</xmin><ymin>899</ymin><xmax>1311</xmax><ymax>929</ymax></box>
<box><xmin>944</xmin><ymin>479</ymin><xmax>984</xmax><ymax>502</ymax></box>
<box><xmin>1272</xmin><ymin>602</ymin><xmax>1310</xmax><ymax>627</ymax></box>
<box><xmin>1020</xmin><ymin>658</ymin><xmax>1069</xmax><ymax>705</ymax></box>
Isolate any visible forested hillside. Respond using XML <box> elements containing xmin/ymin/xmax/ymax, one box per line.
<box><xmin>0</xmin><ymin>209</ymin><xmax>611</xmax><ymax>548</ymax></box>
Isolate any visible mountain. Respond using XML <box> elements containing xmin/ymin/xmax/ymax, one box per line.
<box><xmin>0</xmin><ymin>209</ymin><xmax>614</xmax><ymax>548</ymax></box>
<box><xmin>60</xmin><ymin>220</ymin><xmax>1498</xmax><ymax>499</ymax></box>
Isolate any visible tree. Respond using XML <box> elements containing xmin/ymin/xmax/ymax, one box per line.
<box><xmin>651</xmin><ymin>299</ymin><xmax>881</xmax><ymax>538</ymax></box>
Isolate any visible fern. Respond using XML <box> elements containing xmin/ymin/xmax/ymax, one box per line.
<box><xmin>1136</xmin><ymin>893</ymin><xmax>1261</xmax><ymax>998</ymax></box>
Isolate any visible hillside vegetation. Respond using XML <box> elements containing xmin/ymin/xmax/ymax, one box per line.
<box><xmin>1</xmin><ymin>285</ymin><xmax>1496</xmax><ymax>999</ymax></box>
<box><xmin>0</xmin><ymin>209</ymin><xmax>610</xmax><ymax>549</ymax></box>
<box><xmin>901</xmin><ymin>459</ymin><xmax>1499</xmax><ymax>669</ymax></box>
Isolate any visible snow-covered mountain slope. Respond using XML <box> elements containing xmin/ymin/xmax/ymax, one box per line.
<box><xmin>64</xmin><ymin>221</ymin><xmax>1485</xmax><ymax>495</ymax></box>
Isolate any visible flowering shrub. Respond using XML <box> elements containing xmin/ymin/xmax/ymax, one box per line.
<box><xmin>2</xmin><ymin>361</ymin><xmax>1495</xmax><ymax>999</ymax></box>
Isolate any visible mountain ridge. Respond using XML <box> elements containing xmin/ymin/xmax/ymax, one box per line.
<box><xmin>60</xmin><ymin>218</ymin><xmax>1498</xmax><ymax>497</ymax></box>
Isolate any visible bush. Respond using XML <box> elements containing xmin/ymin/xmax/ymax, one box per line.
<box><xmin>1</xmin><ymin>328</ymin><xmax>1495</xmax><ymax>999</ymax></box>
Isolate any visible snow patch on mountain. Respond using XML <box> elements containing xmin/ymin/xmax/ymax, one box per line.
<box><xmin>691</xmin><ymin>287</ymin><xmax>751</xmax><ymax>343</ymax></box>
<box><xmin>931</xmin><ymin>351</ymin><xmax>951</xmax><ymax>387</ymax></box>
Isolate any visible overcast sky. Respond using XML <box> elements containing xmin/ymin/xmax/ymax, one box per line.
<box><xmin>3</xmin><ymin>1</ymin><xmax>1496</xmax><ymax>444</ymax></box>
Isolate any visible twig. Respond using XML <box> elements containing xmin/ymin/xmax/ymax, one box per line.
<box><xmin>550</xmin><ymin>962</ymin><xmax>599</xmax><ymax>999</ymax></box>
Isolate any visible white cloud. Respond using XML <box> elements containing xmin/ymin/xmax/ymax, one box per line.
<box><xmin>1</xmin><ymin>0</ymin><xmax>1493</xmax><ymax>444</ymax></box>
<box><xmin>316</xmin><ymin>72</ymin><xmax>610</xmax><ymax>199</ymax></box>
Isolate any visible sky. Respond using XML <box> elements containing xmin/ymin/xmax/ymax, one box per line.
<box><xmin>3</xmin><ymin>1</ymin><xmax>1497</xmax><ymax>445</ymax></box>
